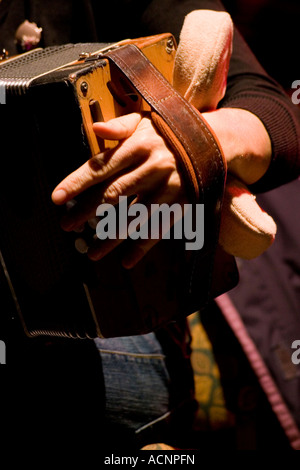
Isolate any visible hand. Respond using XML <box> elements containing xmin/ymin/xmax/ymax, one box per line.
<box><xmin>52</xmin><ymin>112</ymin><xmax>187</xmax><ymax>268</ymax></box>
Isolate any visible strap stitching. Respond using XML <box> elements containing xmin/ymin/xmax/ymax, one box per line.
<box><xmin>106</xmin><ymin>47</ymin><xmax>225</xmax><ymax>194</ymax></box>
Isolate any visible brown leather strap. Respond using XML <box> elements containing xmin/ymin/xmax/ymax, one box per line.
<box><xmin>101</xmin><ymin>44</ymin><xmax>231</xmax><ymax>305</ymax></box>
<box><xmin>102</xmin><ymin>44</ymin><xmax>226</xmax><ymax>210</ymax></box>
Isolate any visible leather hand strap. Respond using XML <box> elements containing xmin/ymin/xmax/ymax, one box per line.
<box><xmin>102</xmin><ymin>44</ymin><xmax>226</xmax><ymax>210</ymax></box>
<box><xmin>101</xmin><ymin>44</ymin><xmax>231</xmax><ymax>305</ymax></box>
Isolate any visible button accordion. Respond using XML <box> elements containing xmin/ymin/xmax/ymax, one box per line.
<box><xmin>0</xmin><ymin>34</ymin><xmax>238</xmax><ymax>339</ymax></box>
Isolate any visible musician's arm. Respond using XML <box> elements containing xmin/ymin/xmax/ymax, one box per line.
<box><xmin>51</xmin><ymin>107</ymin><xmax>271</xmax><ymax>268</ymax></box>
<box><xmin>52</xmin><ymin>108</ymin><xmax>272</xmax><ymax>205</ymax></box>
<box><xmin>142</xmin><ymin>0</ymin><xmax>300</xmax><ymax>190</ymax></box>
<box><xmin>219</xmin><ymin>27</ymin><xmax>300</xmax><ymax>192</ymax></box>
<box><xmin>51</xmin><ymin>1</ymin><xmax>300</xmax><ymax>268</ymax></box>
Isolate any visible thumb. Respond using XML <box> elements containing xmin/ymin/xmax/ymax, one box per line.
<box><xmin>92</xmin><ymin>112</ymin><xmax>142</xmax><ymax>140</ymax></box>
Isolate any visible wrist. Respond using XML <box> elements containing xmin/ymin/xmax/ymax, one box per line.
<box><xmin>202</xmin><ymin>107</ymin><xmax>272</xmax><ymax>184</ymax></box>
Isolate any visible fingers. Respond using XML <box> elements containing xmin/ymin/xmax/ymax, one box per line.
<box><xmin>88</xmin><ymin>184</ymin><xmax>186</xmax><ymax>269</ymax></box>
<box><xmin>120</xmin><ymin>189</ymin><xmax>186</xmax><ymax>269</ymax></box>
<box><xmin>57</xmin><ymin>117</ymin><xmax>182</xmax><ymax>230</ymax></box>
<box><xmin>51</xmin><ymin>148</ymin><xmax>121</xmax><ymax>205</ymax></box>
<box><xmin>52</xmin><ymin>113</ymin><xmax>188</xmax><ymax>268</ymax></box>
<box><xmin>52</xmin><ymin>113</ymin><xmax>143</xmax><ymax>205</ymax></box>
<box><xmin>59</xmin><ymin>157</ymin><xmax>173</xmax><ymax>231</ymax></box>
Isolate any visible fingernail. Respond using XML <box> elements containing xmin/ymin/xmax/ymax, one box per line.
<box><xmin>52</xmin><ymin>188</ymin><xmax>67</xmax><ymax>205</ymax></box>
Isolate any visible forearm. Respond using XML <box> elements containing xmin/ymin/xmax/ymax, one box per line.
<box><xmin>202</xmin><ymin>107</ymin><xmax>272</xmax><ymax>184</ymax></box>
<box><xmin>221</xmin><ymin>90</ymin><xmax>300</xmax><ymax>192</ymax></box>
<box><xmin>220</xmin><ymin>27</ymin><xmax>300</xmax><ymax>191</ymax></box>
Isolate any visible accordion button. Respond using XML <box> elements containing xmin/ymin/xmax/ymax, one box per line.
<box><xmin>88</xmin><ymin>217</ymin><xmax>99</xmax><ymax>230</ymax></box>
<box><xmin>75</xmin><ymin>238</ymin><xmax>89</xmax><ymax>254</ymax></box>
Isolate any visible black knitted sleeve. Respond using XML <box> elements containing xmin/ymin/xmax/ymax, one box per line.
<box><xmin>220</xmin><ymin>27</ymin><xmax>300</xmax><ymax>192</ymax></box>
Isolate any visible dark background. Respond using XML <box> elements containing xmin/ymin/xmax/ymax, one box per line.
<box><xmin>223</xmin><ymin>0</ymin><xmax>299</xmax><ymax>91</ymax></box>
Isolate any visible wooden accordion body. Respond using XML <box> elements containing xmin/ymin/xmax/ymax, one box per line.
<box><xmin>0</xmin><ymin>34</ymin><xmax>237</xmax><ymax>339</ymax></box>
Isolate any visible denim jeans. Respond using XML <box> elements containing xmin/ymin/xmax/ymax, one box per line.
<box><xmin>94</xmin><ymin>328</ymin><xmax>196</xmax><ymax>448</ymax></box>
